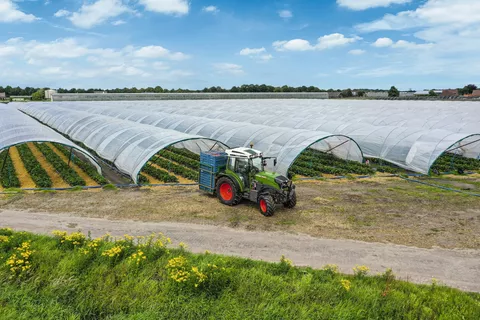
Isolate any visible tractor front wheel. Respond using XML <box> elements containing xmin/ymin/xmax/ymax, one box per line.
<box><xmin>284</xmin><ymin>189</ymin><xmax>297</xmax><ymax>209</ymax></box>
<box><xmin>258</xmin><ymin>194</ymin><xmax>275</xmax><ymax>217</ymax></box>
<box><xmin>216</xmin><ymin>177</ymin><xmax>242</xmax><ymax>206</ymax></box>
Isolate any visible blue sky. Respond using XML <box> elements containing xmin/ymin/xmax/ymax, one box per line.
<box><xmin>0</xmin><ymin>0</ymin><xmax>478</xmax><ymax>90</ymax></box>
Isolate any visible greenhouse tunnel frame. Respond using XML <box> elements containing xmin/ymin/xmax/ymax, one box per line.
<box><xmin>427</xmin><ymin>134</ymin><xmax>480</xmax><ymax>175</ymax></box>
<box><xmin>0</xmin><ymin>140</ymin><xmax>102</xmax><ymax>176</ymax></box>
<box><xmin>134</xmin><ymin>138</ymin><xmax>230</xmax><ymax>185</ymax></box>
<box><xmin>284</xmin><ymin>134</ymin><xmax>365</xmax><ymax>177</ymax></box>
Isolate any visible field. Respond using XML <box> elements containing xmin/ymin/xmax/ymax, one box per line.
<box><xmin>0</xmin><ymin>228</ymin><xmax>479</xmax><ymax>319</ymax></box>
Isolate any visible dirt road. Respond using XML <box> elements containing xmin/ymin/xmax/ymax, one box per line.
<box><xmin>2</xmin><ymin>209</ymin><xmax>479</xmax><ymax>292</ymax></box>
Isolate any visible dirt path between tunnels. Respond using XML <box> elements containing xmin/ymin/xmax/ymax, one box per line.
<box><xmin>1</xmin><ymin>209</ymin><xmax>479</xmax><ymax>293</ymax></box>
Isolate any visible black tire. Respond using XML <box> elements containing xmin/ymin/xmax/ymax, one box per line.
<box><xmin>216</xmin><ymin>177</ymin><xmax>242</xmax><ymax>206</ymax></box>
<box><xmin>284</xmin><ymin>189</ymin><xmax>297</xmax><ymax>209</ymax></box>
<box><xmin>258</xmin><ymin>194</ymin><xmax>275</xmax><ymax>217</ymax></box>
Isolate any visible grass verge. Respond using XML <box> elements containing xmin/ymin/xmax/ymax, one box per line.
<box><xmin>0</xmin><ymin>228</ymin><xmax>479</xmax><ymax>319</ymax></box>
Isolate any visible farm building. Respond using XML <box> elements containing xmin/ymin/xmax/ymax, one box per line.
<box><xmin>441</xmin><ymin>89</ymin><xmax>459</xmax><ymax>97</ymax></box>
<box><xmin>10</xmin><ymin>95</ymin><xmax>32</xmax><ymax>102</ymax></box>
<box><xmin>51</xmin><ymin>92</ymin><xmax>329</xmax><ymax>101</ymax></box>
<box><xmin>399</xmin><ymin>91</ymin><xmax>415</xmax><ymax>97</ymax></box>
<box><xmin>0</xmin><ymin>92</ymin><xmax>6</xmax><ymax>100</ymax></box>
<box><xmin>45</xmin><ymin>89</ymin><xmax>57</xmax><ymax>100</ymax></box>
<box><xmin>365</xmin><ymin>91</ymin><xmax>388</xmax><ymax>98</ymax></box>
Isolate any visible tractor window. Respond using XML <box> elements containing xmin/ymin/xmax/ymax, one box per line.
<box><xmin>227</xmin><ymin>158</ymin><xmax>235</xmax><ymax>171</ymax></box>
<box><xmin>236</xmin><ymin>159</ymin><xmax>248</xmax><ymax>173</ymax></box>
<box><xmin>251</xmin><ymin>157</ymin><xmax>263</xmax><ymax>172</ymax></box>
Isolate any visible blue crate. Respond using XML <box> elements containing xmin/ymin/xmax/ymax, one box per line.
<box><xmin>199</xmin><ymin>151</ymin><xmax>228</xmax><ymax>193</ymax></box>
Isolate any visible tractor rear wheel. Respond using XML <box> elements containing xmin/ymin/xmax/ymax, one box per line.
<box><xmin>258</xmin><ymin>194</ymin><xmax>275</xmax><ymax>217</ymax></box>
<box><xmin>284</xmin><ymin>189</ymin><xmax>297</xmax><ymax>209</ymax></box>
<box><xmin>216</xmin><ymin>177</ymin><xmax>242</xmax><ymax>206</ymax></box>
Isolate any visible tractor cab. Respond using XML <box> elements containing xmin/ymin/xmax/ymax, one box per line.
<box><xmin>199</xmin><ymin>147</ymin><xmax>296</xmax><ymax>217</ymax></box>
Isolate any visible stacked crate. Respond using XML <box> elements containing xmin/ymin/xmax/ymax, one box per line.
<box><xmin>199</xmin><ymin>151</ymin><xmax>227</xmax><ymax>193</ymax></box>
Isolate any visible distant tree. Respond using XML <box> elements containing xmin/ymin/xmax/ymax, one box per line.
<box><xmin>32</xmin><ymin>89</ymin><xmax>45</xmax><ymax>101</ymax></box>
<box><xmin>388</xmin><ymin>86</ymin><xmax>400</xmax><ymax>97</ymax></box>
<box><xmin>428</xmin><ymin>89</ymin><xmax>437</xmax><ymax>96</ymax></box>
<box><xmin>341</xmin><ymin>88</ymin><xmax>353</xmax><ymax>98</ymax></box>
<box><xmin>357</xmin><ymin>90</ymin><xmax>366</xmax><ymax>97</ymax></box>
<box><xmin>458</xmin><ymin>84</ymin><xmax>477</xmax><ymax>95</ymax></box>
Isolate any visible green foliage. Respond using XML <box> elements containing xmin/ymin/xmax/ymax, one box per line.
<box><xmin>428</xmin><ymin>89</ymin><xmax>437</xmax><ymax>97</ymax></box>
<box><xmin>138</xmin><ymin>174</ymin><xmax>150</xmax><ymax>185</ymax></box>
<box><xmin>430</xmin><ymin>153</ymin><xmax>480</xmax><ymax>174</ymax></box>
<box><xmin>151</xmin><ymin>156</ymin><xmax>199</xmax><ymax>182</ymax></box>
<box><xmin>0</xmin><ymin>151</ymin><xmax>20</xmax><ymax>188</ymax></box>
<box><xmin>102</xmin><ymin>184</ymin><xmax>118</xmax><ymax>191</ymax></box>
<box><xmin>388</xmin><ymin>86</ymin><xmax>400</xmax><ymax>97</ymax></box>
<box><xmin>158</xmin><ymin>149</ymin><xmax>200</xmax><ymax>171</ymax></box>
<box><xmin>53</xmin><ymin>143</ymin><xmax>108</xmax><ymax>185</ymax></box>
<box><xmin>289</xmin><ymin>149</ymin><xmax>375</xmax><ymax>177</ymax></box>
<box><xmin>142</xmin><ymin>164</ymin><xmax>179</xmax><ymax>183</ymax></box>
<box><xmin>31</xmin><ymin>89</ymin><xmax>44</xmax><ymax>101</ymax></box>
<box><xmin>16</xmin><ymin>144</ymin><xmax>52</xmax><ymax>188</ymax></box>
<box><xmin>0</xmin><ymin>229</ymin><xmax>479</xmax><ymax>319</ymax></box>
<box><xmin>458</xmin><ymin>84</ymin><xmax>477</xmax><ymax>95</ymax></box>
<box><xmin>166</xmin><ymin>146</ymin><xmax>201</xmax><ymax>161</ymax></box>
<box><xmin>34</xmin><ymin>143</ymin><xmax>86</xmax><ymax>186</ymax></box>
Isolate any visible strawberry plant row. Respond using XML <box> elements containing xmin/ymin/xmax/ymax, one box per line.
<box><xmin>166</xmin><ymin>146</ymin><xmax>200</xmax><ymax>161</ymax></box>
<box><xmin>138</xmin><ymin>174</ymin><xmax>150</xmax><ymax>185</ymax></box>
<box><xmin>53</xmin><ymin>144</ymin><xmax>108</xmax><ymax>185</ymax></box>
<box><xmin>16</xmin><ymin>144</ymin><xmax>52</xmax><ymax>188</ymax></box>
<box><xmin>151</xmin><ymin>156</ymin><xmax>199</xmax><ymax>182</ymax></box>
<box><xmin>0</xmin><ymin>151</ymin><xmax>20</xmax><ymax>188</ymax></box>
<box><xmin>142</xmin><ymin>164</ymin><xmax>178</xmax><ymax>183</ymax></box>
<box><xmin>157</xmin><ymin>149</ymin><xmax>200</xmax><ymax>171</ymax></box>
<box><xmin>34</xmin><ymin>143</ymin><xmax>86</xmax><ymax>186</ymax></box>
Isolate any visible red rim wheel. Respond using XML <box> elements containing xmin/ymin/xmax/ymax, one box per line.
<box><xmin>259</xmin><ymin>199</ymin><xmax>267</xmax><ymax>213</ymax></box>
<box><xmin>219</xmin><ymin>183</ymin><xmax>233</xmax><ymax>201</ymax></box>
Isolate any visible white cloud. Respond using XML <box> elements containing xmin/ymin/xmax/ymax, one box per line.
<box><xmin>139</xmin><ymin>0</ymin><xmax>189</xmax><ymax>15</ymax></box>
<box><xmin>54</xmin><ymin>9</ymin><xmax>70</xmax><ymax>18</ymax></box>
<box><xmin>337</xmin><ymin>0</ymin><xmax>411</xmax><ymax>11</ymax></box>
<box><xmin>107</xmin><ymin>64</ymin><xmax>149</xmax><ymax>77</ymax></box>
<box><xmin>273</xmin><ymin>39</ymin><xmax>313</xmax><ymax>51</ymax></box>
<box><xmin>317</xmin><ymin>33</ymin><xmax>361</xmax><ymax>50</ymax></box>
<box><xmin>39</xmin><ymin>67</ymin><xmax>70</xmax><ymax>76</ymax></box>
<box><xmin>25</xmin><ymin>38</ymin><xmax>90</xmax><ymax>59</ymax></box>
<box><xmin>372</xmin><ymin>37</ymin><xmax>393</xmax><ymax>47</ymax></box>
<box><xmin>202</xmin><ymin>5</ymin><xmax>218</xmax><ymax>14</ymax></box>
<box><xmin>111</xmin><ymin>19</ymin><xmax>126</xmax><ymax>26</ymax></box>
<box><xmin>258</xmin><ymin>54</ymin><xmax>273</xmax><ymax>61</ymax></box>
<box><xmin>0</xmin><ymin>0</ymin><xmax>38</xmax><ymax>22</ymax></box>
<box><xmin>356</xmin><ymin>0</ymin><xmax>480</xmax><ymax>32</ymax></box>
<box><xmin>133</xmin><ymin>45</ymin><xmax>189</xmax><ymax>60</ymax></box>
<box><xmin>69</xmin><ymin>0</ymin><xmax>129</xmax><ymax>29</ymax></box>
<box><xmin>349</xmin><ymin>49</ymin><xmax>366</xmax><ymax>55</ymax></box>
<box><xmin>273</xmin><ymin>33</ymin><xmax>361</xmax><ymax>51</ymax></box>
<box><xmin>214</xmin><ymin>63</ymin><xmax>244</xmax><ymax>75</ymax></box>
<box><xmin>239</xmin><ymin>47</ymin><xmax>266</xmax><ymax>56</ymax></box>
<box><xmin>0</xmin><ymin>45</ymin><xmax>17</xmax><ymax>56</ymax></box>
<box><xmin>278</xmin><ymin>10</ymin><xmax>292</xmax><ymax>19</ymax></box>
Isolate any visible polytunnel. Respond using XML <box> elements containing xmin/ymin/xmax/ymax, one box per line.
<box><xmin>92</xmin><ymin>100</ymin><xmax>480</xmax><ymax>174</ymax></box>
<box><xmin>19</xmin><ymin>103</ymin><xmax>365</xmax><ymax>177</ymax></box>
<box><xmin>0</xmin><ymin>104</ymin><xmax>101</xmax><ymax>173</ymax></box>
<box><xmin>16</xmin><ymin>104</ymin><xmax>228</xmax><ymax>183</ymax></box>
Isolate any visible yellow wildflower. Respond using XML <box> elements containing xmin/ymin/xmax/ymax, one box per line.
<box><xmin>353</xmin><ymin>265</ymin><xmax>370</xmax><ymax>277</ymax></box>
<box><xmin>0</xmin><ymin>235</ymin><xmax>9</xmax><ymax>243</ymax></box>
<box><xmin>341</xmin><ymin>279</ymin><xmax>351</xmax><ymax>292</ymax></box>
<box><xmin>323</xmin><ymin>264</ymin><xmax>339</xmax><ymax>274</ymax></box>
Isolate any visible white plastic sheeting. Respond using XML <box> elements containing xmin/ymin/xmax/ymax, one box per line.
<box><xmin>0</xmin><ymin>104</ymin><xmax>101</xmax><ymax>174</ymax></box>
<box><xmin>50</xmin><ymin>99</ymin><xmax>480</xmax><ymax>174</ymax></box>
<box><xmin>15</xmin><ymin>104</ymin><xmax>227</xmax><ymax>183</ymax></box>
<box><xmin>17</xmin><ymin>103</ymin><xmax>364</xmax><ymax>177</ymax></box>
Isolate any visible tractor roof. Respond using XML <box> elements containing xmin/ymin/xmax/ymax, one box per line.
<box><xmin>226</xmin><ymin>147</ymin><xmax>262</xmax><ymax>159</ymax></box>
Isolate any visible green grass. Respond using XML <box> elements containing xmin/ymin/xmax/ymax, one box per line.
<box><xmin>0</xmin><ymin>229</ymin><xmax>479</xmax><ymax>319</ymax></box>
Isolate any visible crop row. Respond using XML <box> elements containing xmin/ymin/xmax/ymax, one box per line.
<box><xmin>142</xmin><ymin>164</ymin><xmax>178</xmax><ymax>183</ymax></box>
<box><xmin>289</xmin><ymin>165</ymin><xmax>322</xmax><ymax>178</ymax></box>
<box><xmin>166</xmin><ymin>146</ymin><xmax>200</xmax><ymax>161</ymax></box>
<box><xmin>151</xmin><ymin>156</ymin><xmax>199</xmax><ymax>182</ymax></box>
<box><xmin>431</xmin><ymin>153</ymin><xmax>480</xmax><ymax>172</ymax></box>
<box><xmin>157</xmin><ymin>149</ymin><xmax>200</xmax><ymax>171</ymax></box>
<box><xmin>0</xmin><ymin>151</ymin><xmax>20</xmax><ymax>188</ymax></box>
<box><xmin>297</xmin><ymin>149</ymin><xmax>375</xmax><ymax>175</ymax></box>
<box><xmin>16</xmin><ymin>144</ymin><xmax>52</xmax><ymax>188</ymax></box>
<box><xmin>53</xmin><ymin>144</ymin><xmax>108</xmax><ymax>185</ymax></box>
<box><xmin>138</xmin><ymin>174</ymin><xmax>150</xmax><ymax>184</ymax></box>
<box><xmin>34</xmin><ymin>143</ymin><xmax>86</xmax><ymax>186</ymax></box>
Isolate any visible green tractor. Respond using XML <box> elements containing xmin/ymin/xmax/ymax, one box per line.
<box><xmin>199</xmin><ymin>147</ymin><xmax>296</xmax><ymax>216</ymax></box>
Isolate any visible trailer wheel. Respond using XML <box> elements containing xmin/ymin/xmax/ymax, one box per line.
<box><xmin>258</xmin><ymin>194</ymin><xmax>275</xmax><ymax>217</ymax></box>
<box><xmin>216</xmin><ymin>177</ymin><xmax>241</xmax><ymax>206</ymax></box>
